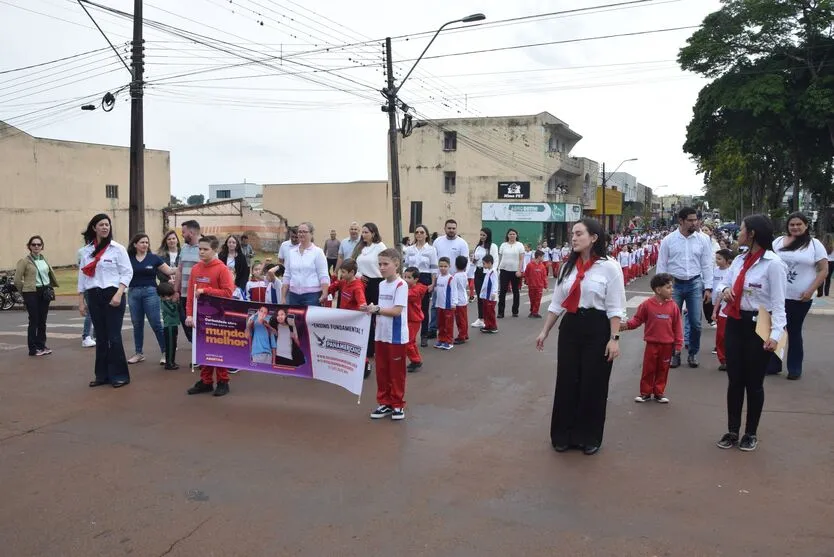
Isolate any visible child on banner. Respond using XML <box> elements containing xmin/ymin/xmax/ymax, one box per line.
<box><xmin>185</xmin><ymin>235</ymin><xmax>235</xmax><ymax>396</ymax></box>
<box><xmin>404</xmin><ymin>266</ymin><xmax>427</xmax><ymax>372</ymax></box>
<box><xmin>362</xmin><ymin>248</ymin><xmax>409</xmax><ymax>421</ymax></box>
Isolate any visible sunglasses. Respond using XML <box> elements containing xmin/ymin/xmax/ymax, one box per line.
<box><xmin>30</xmin><ymin>243</ymin><xmax>43</xmax><ymax>247</ymax></box>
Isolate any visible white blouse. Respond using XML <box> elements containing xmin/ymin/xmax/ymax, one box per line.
<box><xmin>77</xmin><ymin>241</ymin><xmax>133</xmax><ymax>292</ymax></box>
<box><xmin>403</xmin><ymin>243</ymin><xmax>438</xmax><ymax>275</ymax></box>
<box><xmin>716</xmin><ymin>250</ymin><xmax>786</xmax><ymax>341</ymax></box>
<box><xmin>772</xmin><ymin>236</ymin><xmax>827</xmax><ymax>300</ymax></box>
<box><xmin>355</xmin><ymin>242</ymin><xmax>387</xmax><ymax>278</ymax></box>
<box><xmin>547</xmin><ymin>257</ymin><xmax>626</xmax><ymax>320</ymax></box>
<box><xmin>498</xmin><ymin>242</ymin><xmax>525</xmax><ymax>272</ymax></box>
<box><xmin>472</xmin><ymin>243</ymin><xmax>499</xmax><ymax>269</ymax></box>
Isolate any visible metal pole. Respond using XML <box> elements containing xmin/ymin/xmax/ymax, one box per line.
<box><xmin>601</xmin><ymin>162</ymin><xmax>606</xmax><ymax>232</ymax></box>
<box><xmin>384</xmin><ymin>37</ymin><xmax>403</xmax><ymax>247</ymax></box>
<box><xmin>129</xmin><ymin>0</ymin><xmax>145</xmax><ymax>238</ymax></box>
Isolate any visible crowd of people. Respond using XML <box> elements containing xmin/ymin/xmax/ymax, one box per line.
<box><xmin>12</xmin><ymin>207</ymin><xmax>834</xmax><ymax>452</ymax></box>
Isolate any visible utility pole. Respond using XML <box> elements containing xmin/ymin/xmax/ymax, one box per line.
<box><xmin>129</xmin><ymin>0</ymin><xmax>145</xmax><ymax>238</ymax></box>
<box><xmin>383</xmin><ymin>37</ymin><xmax>403</xmax><ymax>247</ymax></box>
<box><xmin>601</xmin><ymin>162</ymin><xmax>607</xmax><ymax>232</ymax></box>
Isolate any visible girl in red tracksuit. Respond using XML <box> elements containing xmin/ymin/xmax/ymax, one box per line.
<box><xmin>404</xmin><ymin>267</ymin><xmax>427</xmax><ymax>372</ymax></box>
<box><xmin>185</xmin><ymin>235</ymin><xmax>235</xmax><ymax>397</ymax></box>
<box><xmin>523</xmin><ymin>249</ymin><xmax>548</xmax><ymax>318</ymax></box>
<box><xmin>621</xmin><ymin>272</ymin><xmax>683</xmax><ymax>404</ymax></box>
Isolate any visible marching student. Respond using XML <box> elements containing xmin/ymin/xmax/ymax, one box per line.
<box><xmin>711</xmin><ymin>249</ymin><xmax>733</xmax><ymax>371</ymax></box>
<box><xmin>453</xmin><ymin>255</ymin><xmax>470</xmax><ymax>344</ymax></box>
<box><xmin>621</xmin><ymin>273</ymin><xmax>683</xmax><ymax>403</ymax></box>
<box><xmin>184</xmin><ymin>235</ymin><xmax>235</xmax><ymax>397</ymax></box>
<box><xmin>245</xmin><ymin>262</ymin><xmax>268</xmax><ymax>303</ymax></box>
<box><xmin>328</xmin><ymin>258</ymin><xmax>367</xmax><ymax>310</ymax></box>
<box><xmin>403</xmin><ymin>266</ymin><xmax>427</xmax><ymax>372</ymax></box>
<box><xmin>265</xmin><ymin>264</ymin><xmax>285</xmax><ymax>305</ymax></box>
<box><xmin>618</xmin><ymin>246</ymin><xmax>631</xmax><ymax>286</ymax></box>
<box><xmin>433</xmin><ymin>257</ymin><xmax>456</xmax><ymax>350</ymax></box>
<box><xmin>524</xmin><ymin>249</ymin><xmax>548</xmax><ymax>318</ymax></box>
<box><xmin>479</xmin><ymin>255</ymin><xmax>499</xmax><ymax>333</ymax></box>
<box><xmin>363</xmin><ymin>248</ymin><xmax>409</xmax><ymax>421</ymax></box>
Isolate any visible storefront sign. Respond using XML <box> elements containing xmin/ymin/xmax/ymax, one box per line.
<box><xmin>481</xmin><ymin>202</ymin><xmax>583</xmax><ymax>222</ymax></box>
<box><xmin>497</xmin><ymin>181</ymin><xmax>531</xmax><ymax>199</ymax></box>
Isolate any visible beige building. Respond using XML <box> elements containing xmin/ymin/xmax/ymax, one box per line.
<box><xmin>0</xmin><ymin>121</ymin><xmax>170</xmax><ymax>268</ymax></box>
<box><xmin>262</xmin><ymin>180</ymin><xmax>392</xmax><ymax>243</ymax></box>
<box><xmin>398</xmin><ymin>112</ymin><xmax>599</xmax><ymax>246</ymax></box>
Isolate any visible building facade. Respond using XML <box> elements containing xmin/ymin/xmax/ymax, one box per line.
<box><xmin>397</xmin><ymin>112</ymin><xmax>599</xmax><ymax>247</ymax></box>
<box><xmin>208</xmin><ymin>182</ymin><xmax>263</xmax><ymax>204</ymax></box>
<box><xmin>0</xmin><ymin>121</ymin><xmax>170</xmax><ymax>268</ymax></box>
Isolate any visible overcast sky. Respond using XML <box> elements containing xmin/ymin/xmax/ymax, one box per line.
<box><xmin>1</xmin><ymin>0</ymin><xmax>723</xmax><ymax>199</ymax></box>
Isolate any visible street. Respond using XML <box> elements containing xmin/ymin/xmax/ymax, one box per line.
<box><xmin>1</xmin><ymin>273</ymin><xmax>833</xmax><ymax>557</ymax></box>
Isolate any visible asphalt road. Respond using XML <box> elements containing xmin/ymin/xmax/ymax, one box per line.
<box><xmin>1</xmin><ymin>273</ymin><xmax>833</xmax><ymax>557</ymax></box>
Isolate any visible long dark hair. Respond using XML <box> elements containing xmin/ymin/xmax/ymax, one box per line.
<box><xmin>157</xmin><ymin>230</ymin><xmax>180</xmax><ymax>256</ymax></box>
<box><xmin>82</xmin><ymin>213</ymin><xmax>112</xmax><ymax>256</ymax></box>
<box><xmin>505</xmin><ymin>228</ymin><xmax>519</xmax><ymax>242</ymax></box>
<box><xmin>127</xmin><ymin>233</ymin><xmax>149</xmax><ymax>258</ymax></box>
<box><xmin>780</xmin><ymin>212</ymin><xmax>812</xmax><ymax>252</ymax></box>
<box><xmin>558</xmin><ymin>218</ymin><xmax>608</xmax><ymax>284</ymax></box>
<box><xmin>742</xmin><ymin>214</ymin><xmax>774</xmax><ymax>252</ymax></box>
<box><xmin>218</xmin><ymin>234</ymin><xmax>241</xmax><ymax>260</ymax></box>
<box><xmin>351</xmin><ymin>222</ymin><xmax>381</xmax><ymax>260</ymax></box>
<box><xmin>479</xmin><ymin>227</ymin><xmax>493</xmax><ymax>253</ymax></box>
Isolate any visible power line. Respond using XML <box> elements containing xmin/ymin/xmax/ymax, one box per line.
<box><xmin>0</xmin><ymin>45</ymin><xmax>112</xmax><ymax>75</ymax></box>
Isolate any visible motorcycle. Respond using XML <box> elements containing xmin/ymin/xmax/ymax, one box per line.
<box><xmin>0</xmin><ymin>274</ymin><xmax>24</xmax><ymax>310</ymax></box>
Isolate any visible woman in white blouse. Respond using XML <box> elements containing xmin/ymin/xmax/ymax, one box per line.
<box><xmin>279</xmin><ymin>221</ymin><xmax>330</xmax><ymax>307</ymax></box>
<box><xmin>535</xmin><ymin>218</ymin><xmax>626</xmax><ymax>456</ymax></box>
<box><xmin>471</xmin><ymin>227</ymin><xmax>500</xmax><ymax>328</ymax></box>
<box><xmin>403</xmin><ymin>224</ymin><xmax>437</xmax><ymax>347</ymax></box>
<box><xmin>716</xmin><ymin>214</ymin><xmax>786</xmax><ymax>452</ymax></box>
<box><xmin>497</xmin><ymin>228</ymin><xmax>525</xmax><ymax>318</ymax></box>
<box><xmin>765</xmin><ymin>212</ymin><xmax>827</xmax><ymax>380</ymax></box>
<box><xmin>352</xmin><ymin>222</ymin><xmax>387</xmax><ymax>375</ymax></box>
<box><xmin>77</xmin><ymin>213</ymin><xmax>134</xmax><ymax>389</ymax></box>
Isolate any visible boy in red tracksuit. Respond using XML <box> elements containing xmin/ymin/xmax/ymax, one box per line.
<box><xmin>403</xmin><ymin>266</ymin><xmax>427</xmax><ymax>372</ymax></box>
<box><xmin>621</xmin><ymin>273</ymin><xmax>682</xmax><ymax>404</ymax></box>
<box><xmin>185</xmin><ymin>235</ymin><xmax>235</xmax><ymax>397</ymax></box>
<box><xmin>524</xmin><ymin>249</ymin><xmax>548</xmax><ymax>318</ymax></box>
<box><xmin>328</xmin><ymin>259</ymin><xmax>366</xmax><ymax>310</ymax></box>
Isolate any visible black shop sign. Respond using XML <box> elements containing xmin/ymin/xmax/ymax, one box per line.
<box><xmin>497</xmin><ymin>181</ymin><xmax>531</xmax><ymax>199</ymax></box>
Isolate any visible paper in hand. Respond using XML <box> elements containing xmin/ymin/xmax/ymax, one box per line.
<box><xmin>754</xmin><ymin>306</ymin><xmax>787</xmax><ymax>361</ymax></box>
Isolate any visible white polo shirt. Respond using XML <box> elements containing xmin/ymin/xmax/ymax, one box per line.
<box><xmin>375</xmin><ymin>277</ymin><xmax>408</xmax><ymax>344</ymax></box>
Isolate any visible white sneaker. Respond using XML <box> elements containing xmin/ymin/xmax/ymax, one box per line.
<box><xmin>127</xmin><ymin>353</ymin><xmax>145</xmax><ymax>364</ymax></box>
<box><xmin>81</xmin><ymin>336</ymin><xmax>96</xmax><ymax>348</ymax></box>
<box><xmin>471</xmin><ymin>319</ymin><xmax>484</xmax><ymax>328</ymax></box>
<box><xmin>655</xmin><ymin>395</ymin><xmax>670</xmax><ymax>404</ymax></box>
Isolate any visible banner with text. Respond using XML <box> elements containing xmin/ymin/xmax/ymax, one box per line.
<box><xmin>194</xmin><ymin>295</ymin><xmax>370</xmax><ymax>396</ymax></box>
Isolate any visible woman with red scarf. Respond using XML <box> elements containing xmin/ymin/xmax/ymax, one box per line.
<box><xmin>535</xmin><ymin>218</ymin><xmax>626</xmax><ymax>456</ymax></box>
<box><xmin>715</xmin><ymin>215</ymin><xmax>786</xmax><ymax>452</ymax></box>
<box><xmin>77</xmin><ymin>214</ymin><xmax>134</xmax><ymax>388</ymax></box>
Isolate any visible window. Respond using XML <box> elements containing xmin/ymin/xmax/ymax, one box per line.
<box><xmin>105</xmin><ymin>184</ymin><xmax>118</xmax><ymax>199</ymax></box>
<box><xmin>216</xmin><ymin>189</ymin><xmax>231</xmax><ymax>199</ymax></box>
<box><xmin>443</xmin><ymin>171</ymin><xmax>456</xmax><ymax>194</ymax></box>
<box><xmin>443</xmin><ymin>131</ymin><xmax>457</xmax><ymax>151</ymax></box>
<box><xmin>409</xmin><ymin>201</ymin><xmax>423</xmax><ymax>233</ymax></box>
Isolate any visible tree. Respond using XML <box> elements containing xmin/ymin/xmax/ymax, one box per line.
<box><xmin>168</xmin><ymin>195</ymin><xmax>184</xmax><ymax>208</ymax></box>
<box><xmin>187</xmin><ymin>194</ymin><xmax>205</xmax><ymax>205</ymax></box>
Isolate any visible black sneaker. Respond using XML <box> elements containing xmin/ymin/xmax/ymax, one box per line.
<box><xmin>420</xmin><ymin>338</ymin><xmax>428</xmax><ymax>348</ymax></box>
<box><xmin>670</xmin><ymin>352</ymin><xmax>681</xmax><ymax>368</ymax></box>
<box><xmin>370</xmin><ymin>405</ymin><xmax>393</xmax><ymax>419</ymax></box>
<box><xmin>634</xmin><ymin>394</ymin><xmax>652</xmax><ymax>403</ymax></box>
<box><xmin>453</xmin><ymin>339</ymin><xmax>466</xmax><ymax>345</ymax></box>
<box><xmin>716</xmin><ymin>432</ymin><xmax>739</xmax><ymax>449</ymax></box>
<box><xmin>164</xmin><ymin>363</ymin><xmax>180</xmax><ymax>370</ymax></box>
<box><xmin>407</xmin><ymin>362</ymin><xmax>422</xmax><ymax>373</ymax></box>
<box><xmin>738</xmin><ymin>434</ymin><xmax>758</xmax><ymax>452</ymax></box>
<box><xmin>213</xmin><ymin>380</ymin><xmax>230</xmax><ymax>397</ymax></box>
<box><xmin>481</xmin><ymin>328</ymin><xmax>498</xmax><ymax>334</ymax></box>
<box><xmin>427</xmin><ymin>331</ymin><xmax>437</xmax><ymax>340</ymax></box>
<box><xmin>687</xmin><ymin>355</ymin><xmax>699</xmax><ymax>368</ymax></box>
<box><xmin>391</xmin><ymin>407</ymin><xmax>405</xmax><ymax>421</ymax></box>
<box><xmin>497</xmin><ymin>313</ymin><xmax>505</xmax><ymax>319</ymax></box>
<box><xmin>718</xmin><ymin>363</ymin><xmax>727</xmax><ymax>371</ymax></box>
<box><xmin>187</xmin><ymin>380</ymin><xmax>213</xmax><ymax>395</ymax></box>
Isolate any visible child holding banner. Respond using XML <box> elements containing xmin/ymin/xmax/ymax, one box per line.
<box><xmin>362</xmin><ymin>248</ymin><xmax>409</xmax><ymax>421</ymax></box>
<box><xmin>185</xmin><ymin>235</ymin><xmax>235</xmax><ymax>397</ymax></box>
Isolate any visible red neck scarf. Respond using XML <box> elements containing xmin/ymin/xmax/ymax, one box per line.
<box><xmin>563</xmin><ymin>256</ymin><xmax>597</xmax><ymax>313</ymax></box>
<box><xmin>724</xmin><ymin>248</ymin><xmax>765</xmax><ymax>319</ymax></box>
<box><xmin>81</xmin><ymin>242</ymin><xmax>108</xmax><ymax>277</ymax></box>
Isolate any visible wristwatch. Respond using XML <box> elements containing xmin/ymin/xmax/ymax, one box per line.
<box><xmin>610</xmin><ymin>334</ymin><xmax>620</xmax><ymax>341</ymax></box>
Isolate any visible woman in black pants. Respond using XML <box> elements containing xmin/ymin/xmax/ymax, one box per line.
<box><xmin>403</xmin><ymin>224</ymin><xmax>437</xmax><ymax>347</ymax></box>
<box><xmin>716</xmin><ymin>214</ymin><xmax>786</xmax><ymax>452</ymax></box>
<box><xmin>353</xmin><ymin>222</ymin><xmax>387</xmax><ymax>376</ymax></box>
<box><xmin>14</xmin><ymin>235</ymin><xmax>59</xmax><ymax>356</ymax></box>
<box><xmin>497</xmin><ymin>228</ymin><xmax>525</xmax><ymax>318</ymax></box>
<box><xmin>470</xmin><ymin>227</ymin><xmax>499</xmax><ymax>328</ymax></box>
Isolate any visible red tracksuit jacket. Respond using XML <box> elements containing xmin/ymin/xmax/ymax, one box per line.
<box><xmin>407</xmin><ymin>282</ymin><xmax>428</xmax><ymax>323</ymax></box>
<box><xmin>186</xmin><ymin>258</ymin><xmax>235</xmax><ymax>315</ymax></box>
<box><xmin>524</xmin><ymin>261</ymin><xmax>548</xmax><ymax>289</ymax></box>
<box><xmin>328</xmin><ymin>278</ymin><xmax>367</xmax><ymax>310</ymax></box>
<box><xmin>625</xmin><ymin>297</ymin><xmax>683</xmax><ymax>351</ymax></box>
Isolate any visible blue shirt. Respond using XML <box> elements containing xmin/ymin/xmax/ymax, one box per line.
<box><xmin>129</xmin><ymin>253</ymin><xmax>164</xmax><ymax>288</ymax></box>
<box><xmin>249</xmin><ymin>315</ymin><xmax>273</xmax><ymax>356</ymax></box>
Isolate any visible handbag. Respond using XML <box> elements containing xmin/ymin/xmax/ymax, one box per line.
<box><xmin>30</xmin><ymin>256</ymin><xmax>56</xmax><ymax>301</ymax></box>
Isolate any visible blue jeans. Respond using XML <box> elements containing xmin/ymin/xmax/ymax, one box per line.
<box><xmin>672</xmin><ymin>277</ymin><xmax>703</xmax><ymax>355</ymax></box>
<box><xmin>287</xmin><ymin>291</ymin><xmax>320</xmax><ymax>306</ymax></box>
<box><xmin>128</xmin><ymin>285</ymin><xmax>165</xmax><ymax>355</ymax></box>
<box><xmin>82</xmin><ymin>291</ymin><xmax>94</xmax><ymax>339</ymax></box>
<box><xmin>428</xmin><ymin>289</ymin><xmax>438</xmax><ymax>333</ymax></box>
<box><xmin>767</xmin><ymin>299</ymin><xmax>811</xmax><ymax>377</ymax></box>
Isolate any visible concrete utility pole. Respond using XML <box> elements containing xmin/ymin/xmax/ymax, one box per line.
<box><xmin>383</xmin><ymin>37</ymin><xmax>402</xmax><ymax>248</ymax></box>
<box><xmin>128</xmin><ymin>0</ymin><xmax>145</xmax><ymax>238</ymax></box>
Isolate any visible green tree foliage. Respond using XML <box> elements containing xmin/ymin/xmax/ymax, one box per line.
<box><xmin>186</xmin><ymin>194</ymin><xmax>205</xmax><ymax>206</ymax></box>
<box><xmin>679</xmin><ymin>0</ymin><xmax>834</xmax><ymax>216</ymax></box>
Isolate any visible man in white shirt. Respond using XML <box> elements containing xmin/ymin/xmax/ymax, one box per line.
<box><xmin>656</xmin><ymin>207</ymin><xmax>714</xmax><ymax>368</ymax></box>
<box><xmin>336</xmin><ymin>222</ymin><xmax>361</xmax><ymax>269</ymax></box>
<box><xmin>428</xmin><ymin>219</ymin><xmax>470</xmax><ymax>337</ymax></box>
<box><xmin>277</xmin><ymin>227</ymin><xmax>299</xmax><ymax>265</ymax></box>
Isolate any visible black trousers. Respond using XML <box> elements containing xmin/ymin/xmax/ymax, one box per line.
<box><xmin>178</xmin><ymin>297</ymin><xmax>193</xmax><ymax>343</ymax></box>
<box><xmin>498</xmin><ymin>269</ymin><xmax>520</xmax><ymax>317</ymax></box>
<box><xmin>364</xmin><ymin>277</ymin><xmax>383</xmax><ymax>358</ymax></box>
<box><xmin>418</xmin><ymin>272</ymin><xmax>432</xmax><ymax>339</ymax></box>
<box><xmin>164</xmin><ymin>325</ymin><xmax>178</xmax><ymax>365</ymax></box>
<box><xmin>22</xmin><ymin>288</ymin><xmax>50</xmax><ymax>354</ymax></box>
<box><xmin>87</xmin><ymin>287</ymin><xmax>130</xmax><ymax>384</ymax></box>
<box><xmin>725</xmin><ymin>312</ymin><xmax>770</xmax><ymax>436</ymax></box>
<box><xmin>474</xmin><ymin>267</ymin><xmax>485</xmax><ymax>319</ymax></box>
<box><xmin>551</xmin><ymin>309</ymin><xmax>614</xmax><ymax>447</ymax></box>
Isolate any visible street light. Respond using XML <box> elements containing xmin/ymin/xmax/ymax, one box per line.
<box><xmin>384</xmin><ymin>13</ymin><xmax>486</xmax><ymax>246</ymax></box>
<box><xmin>600</xmin><ymin>158</ymin><xmax>637</xmax><ymax>233</ymax></box>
